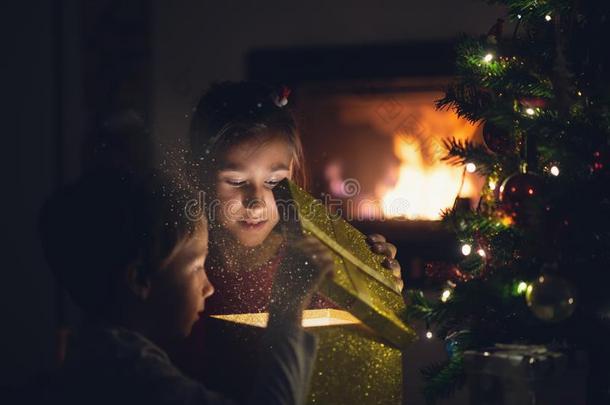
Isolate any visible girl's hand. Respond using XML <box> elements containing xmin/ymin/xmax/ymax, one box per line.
<box><xmin>366</xmin><ymin>234</ymin><xmax>404</xmax><ymax>292</ymax></box>
<box><xmin>269</xmin><ymin>236</ymin><xmax>334</xmax><ymax>327</ymax></box>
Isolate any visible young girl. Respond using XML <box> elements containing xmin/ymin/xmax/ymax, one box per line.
<box><xmin>174</xmin><ymin>81</ymin><xmax>403</xmax><ymax>391</ymax></box>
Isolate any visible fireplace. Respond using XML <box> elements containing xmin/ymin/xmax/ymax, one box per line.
<box><xmin>247</xmin><ymin>43</ymin><xmax>483</xmax><ymax>283</ymax></box>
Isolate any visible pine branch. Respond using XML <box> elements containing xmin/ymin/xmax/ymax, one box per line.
<box><xmin>441</xmin><ymin>138</ymin><xmax>497</xmax><ymax>175</ymax></box>
<box><xmin>485</xmin><ymin>0</ymin><xmax>573</xmax><ymax>21</ymax></box>
<box><xmin>435</xmin><ymin>82</ymin><xmax>494</xmax><ymax>123</ymax></box>
<box><xmin>421</xmin><ymin>353</ymin><xmax>466</xmax><ymax>404</ymax></box>
<box><xmin>405</xmin><ymin>290</ymin><xmax>434</xmax><ymax>322</ymax></box>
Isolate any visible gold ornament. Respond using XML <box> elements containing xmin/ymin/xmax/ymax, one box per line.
<box><xmin>525</xmin><ymin>275</ymin><xmax>576</xmax><ymax>322</ymax></box>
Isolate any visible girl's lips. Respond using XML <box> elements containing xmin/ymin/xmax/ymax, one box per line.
<box><xmin>238</xmin><ymin>219</ymin><xmax>268</xmax><ymax>230</ymax></box>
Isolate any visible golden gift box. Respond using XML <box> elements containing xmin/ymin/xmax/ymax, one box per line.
<box><xmin>200</xmin><ymin>179</ymin><xmax>416</xmax><ymax>404</ymax></box>
<box><xmin>210</xmin><ymin>309</ymin><xmax>404</xmax><ymax>404</ymax></box>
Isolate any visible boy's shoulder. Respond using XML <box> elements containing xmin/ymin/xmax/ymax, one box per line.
<box><xmin>58</xmin><ymin>324</ymin><xmax>209</xmax><ymax>404</ymax></box>
<box><xmin>65</xmin><ymin>325</ymin><xmax>172</xmax><ymax>368</ymax></box>
<box><xmin>64</xmin><ymin>325</ymin><xmax>174</xmax><ymax>378</ymax></box>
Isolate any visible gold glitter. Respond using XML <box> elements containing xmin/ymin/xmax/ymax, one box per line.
<box><xmin>273</xmin><ymin>179</ymin><xmax>417</xmax><ymax>348</ymax></box>
<box><xmin>211</xmin><ymin>310</ymin><xmax>403</xmax><ymax>404</ymax></box>
<box><xmin>307</xmin><ymin>321</ymin><xmax>402</xmax><ymax>404</ymax></box>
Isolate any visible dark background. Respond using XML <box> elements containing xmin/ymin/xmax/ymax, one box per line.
<box><xmin>1</xmin><ymin>1</ymin><xmax>505</xmax><ymax>403</ymax></box>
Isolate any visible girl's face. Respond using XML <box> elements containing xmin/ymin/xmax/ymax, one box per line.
<box><xmin>214</xmin><ymin>134</ymin><xmax>293</xmax><ymax>247</ymax></box>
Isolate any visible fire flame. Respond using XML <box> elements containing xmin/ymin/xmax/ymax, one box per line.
<box><xmin>378</xmin><ymin>108</ymin><xmax>481</xmax><ymax>220</ymax></box>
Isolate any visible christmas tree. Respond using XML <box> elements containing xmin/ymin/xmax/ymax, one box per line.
<box><xmin>405</xmin><ymin>0</ymin><xmax>610</xmax><ymax>403</ymax></box>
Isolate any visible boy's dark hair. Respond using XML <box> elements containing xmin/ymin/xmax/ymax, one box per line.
<box><xmin>38</xmin><ymin>170</ymin><xmax>205</xmax><ymax>318</ymax></box>
<box><xmin>189</xmin><ymin>81</ymin><xmax>306</xmax><ymax>188</ymax></box>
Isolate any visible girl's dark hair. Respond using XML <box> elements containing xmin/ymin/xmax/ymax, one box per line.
<box><xmin>189</xmin><ymin>81</ymin><xmax>306</xmax><ymax>188</ymax></box>
<box><xmin>38</xmin><ymin>169</ymin><xmax>205</xmax><ymax>318</ymax></box>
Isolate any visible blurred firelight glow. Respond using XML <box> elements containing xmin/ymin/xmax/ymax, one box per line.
<box><xmin>379</xmin><ymin>108</ymin><xmax>481</xmax><ymax>220</ymax></box>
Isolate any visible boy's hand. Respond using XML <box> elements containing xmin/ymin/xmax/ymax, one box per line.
<box><xmin>268</xmin><ymin>236</ymin><xmax>334</xmax><ymax>328</ymax></box>
<box><xmin>366</xmin><ymin>234</ymin><xmax>404</xmax><ymax>292</ymax></box>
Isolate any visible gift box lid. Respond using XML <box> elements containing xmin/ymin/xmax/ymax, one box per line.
<box><xmin>273</xmin><ymin>179</ymin><xmax>416</xmax><ymax>349</ymax></box>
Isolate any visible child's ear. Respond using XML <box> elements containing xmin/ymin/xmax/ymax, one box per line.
<box><xmin>125</xmin><ymin>263</ymin><xmax>152</xmax><ymax>300</ymax></box>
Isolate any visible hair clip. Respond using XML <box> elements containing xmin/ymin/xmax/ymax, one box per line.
<box><xmin>274</xmin><ymin>86</ymin><xmax>291</xmax><ymax>107</ymax></box>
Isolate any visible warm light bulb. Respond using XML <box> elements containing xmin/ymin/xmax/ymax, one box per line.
<box><xmin>525</xmin><ymin>107</ymin><xmax>536</xmax><ymax>116</ymax></box>
<box><xmin>550</xmin><ymin>165</ymin><xmax>560</xmax><ymax>176</ymax></box>
<box><xmin>461</xmin><ymin>244</ymin><xmax>472</xmax><ymax>256</ymax></box>
<box><xmin>477</xmin><ymin>248</ymin><xmax>486</xmax><ymax>258</ymax></box>
<box><xmin>517</xmin><ymin>14</ymin><xmax>522</xmax><ymax>19</ymax></box>
<box><xmin>545</xmin><ymin>14</ymin><xmax>552</xmax><ymax>22</ymax></box>
<box><xmin>517</xmin><ymin>281</ymin><xmax>528</xmax><ymax>294</ymax></box>
<box><xmin>483</xmin><ymin>53</ymin><xmax>494</xmax><ymax>63</ymax></box>
<box><xmin>466</xmin><ymin>162</ymin><xmax>477</xmax><ymax>173</ymax></box>
<box><xmin>489</xmin><ymin>180</ymin><xmax>497</xmax><ymax>190</ymax></box>
<box><xmin>441</xmin><ymin>289</ymin><xmax>452</xmax><ymax>303</ymax></box>
<box><xmin>425</xmin><ymin>331</ymin><xmax>433</xmax><ymax>339</ymax></box>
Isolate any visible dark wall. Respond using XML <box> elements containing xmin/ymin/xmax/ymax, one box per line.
<box><xmin>1</xmin><ymin>0</ymin><xmax>152</xmax><ymax>387</ymax></box>
<box><xmin>1</xmin><ymin>0</ymin><xmax>62</xmax><ymax>385</ymax></box>
<box><xmin>151</xmin><ymin>0</ymin><xmax>507</xmax><ymax>153</ymax></box>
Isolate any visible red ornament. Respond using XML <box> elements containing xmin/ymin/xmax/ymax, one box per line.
<box><xmin>483</xmin><ymin>121</ymin><xmax>515</xmax><ymax>154</ymax></box>
<box><xmin>519</xmin><ymin>97</ymin><xmax>548</xmax><ymax>109</ymax></box>
<box><xmin>499</xmin><ymin>172</ymin><xmax>544</xmax><ymax>225</ymax></box>
<box><xmin>425</xmin><ymin>262</ymin><xmax>472</xmax><ymax>283</ymax></box>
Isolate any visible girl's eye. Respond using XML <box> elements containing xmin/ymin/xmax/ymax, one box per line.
<box><xmin>264</xmin><ymin>179</ymin><xmax>282</xmax><ymax>188</ymax></box>
<box><xmin>226</xmin><ymin>179</ymin><xmax>246</xmax><ymax>187</ymax></box>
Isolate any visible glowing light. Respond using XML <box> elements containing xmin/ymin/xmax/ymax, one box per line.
<box><xmin>483</xmin><ymin>53</ymin><xmax>494</xmax><ymax>63</ymax></box>
<box><xmin>545</xmin><ymin>14</ymin><xmax>552</xmax><ymax>22</ymax></box>
<box><xmin>568</xmin><ymin>298</ymin><xmax>574</xmax><ymax>305</ymax></box>
<box><xmin>517</xmin><ymin>14</ymin><xmax>522</xmax><ymax>19</ymax></box>
<box><xmin>517</xmin><ymin>281</ymin><xmax>528</xmax><ymax>294</ymax></box>
<box><xmin>525</xmin><ymin>107</ymin><xmax>536</xmax><ymax>116</ymax></box>
<box><xmin>477</xmin><ymin>248</ymin><xmax>486</xmax><ymax>258</ymax></box>
<box><xmin>425</xmin><ymin>331</ymin><xmax>433</xmax><ymax>339</ymax></box>
<box><xmin>483</xmin><ymin>351</ymin><xmax>490</xmax><ymax>357</ymax></box>
<box><xmin>501</xmin><ymin>215</ymin><xmax>514</xmax><ymax>226</ymax></box>
<box><xmin>550</xmin><ymin>165</ymin><xmax>560</xmax><ymax>176</ymax></box>
<box><xmin>461</xmin><ymin>244</ymin><xmax>472</xmax><ymax>256</ymax></box>
<box><xmin>539</xmin><ymin>276</ymin><xmax>545</xmax><ymax>283</ymax></box>
<box><xmin>577</xmin><ymin>91</ymin><xmax>583</xmax><ymax>96</ymax></box>
<box><xmin>441</xmin><ymin>289</ymin><xmax>452</xmax><ymax>303</ymax></box>
<box><xmin>489</xmin><ymin>180</ymin><xmax>497</xmax><ymax>190</ymax></box>
<box><xmin>211</xmin><ymin>308</ymin><xmax>361</xmax><ymax>328</ymax></box>
<box><xmin>466</xmin><ymin>162</ymin><xmax>477</xmax><ymax>173</ymax></box>
<box><xmin>529</xmin><ymin>358</ymin><xmax>535</xmax><ymax>364</ymax></box>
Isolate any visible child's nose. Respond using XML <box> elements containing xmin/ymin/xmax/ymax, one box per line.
<box><xmin>242</xmin><ymin>185</ymin><xmax>267</xmax><ymax>214</ymax></box>
<box><xmin>202</xmin><ymin>280</ymin><xmax>214</xmax><ymax>299</ymax></box>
